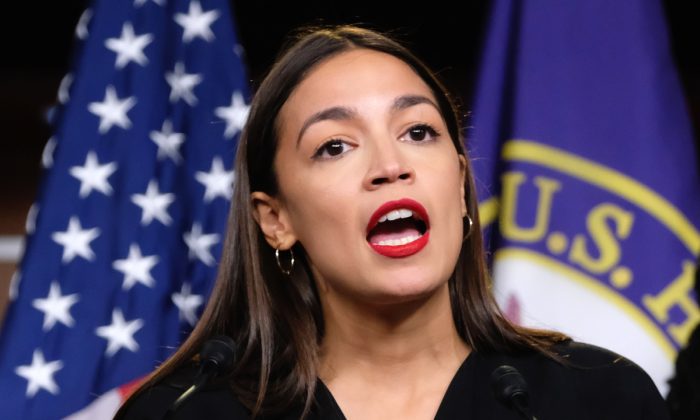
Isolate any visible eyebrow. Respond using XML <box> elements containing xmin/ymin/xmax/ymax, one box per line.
<box><xmin>391</xmin><ymin>94</ymin><xmax>439</xmax><ymax>113</ymax></box>
<box><xmin>295</xmin><ymin>94</ymin><xmax>440</xmax><ymax>148</ymax></box>
<box><xmin>296</xmin><ymin>106</ymin><xmax>357</xmax><ymax>148</ymax></box>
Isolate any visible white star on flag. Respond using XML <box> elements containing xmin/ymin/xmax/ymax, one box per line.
<box><xmin>25</xmin><ymin>204</ymin><xmax>38</xmax><ymax>235</ymax></box>
<box><xmin>95</xmin><ymin>309</ymin><xmax>144</xmax><ymax>357</ymax></box>
<box><xmin>75</xmin><ymin>8</ymin><xmax>92</xmax><ymax>40</ymax></box>
<box><xmin>41</xmin><ymin>136</ymin><xmax>57</xmax><ymax>169</ymax></box>
<box><xmin>58</xmin><ymin>73</ymin><xmax>73</xmax><ymax>104</ymax></box>
<box><xmin>233</xmin><ymin>44</ymin><xmax>244</xmax><ymax>57</ymax></box>
<box><xmin>69</xmin><ymin>151</ymin><xmax>118</xmax><ymax>198</ymax></box>
<box><xmin>51</xmin><ymin>217</ymin><xmax>100</xmax><ymax>263</ymax></box>
<box><xmin>174</xmin><ymin>0</ymin><xmax>220</xmax><ymax>43</ymax></box>
<box><xmin>171</xmin><ymin>283</ymin><xmax>204</xmax><ymax>326</ymax></box>
<box><xmin>104</xmin><ymin>22</ymin><xmax>153</xmax><ymax>69</ymax></box>
<box><xmin>195</xmin><ymin>156</ymin><xmax>234</xmax><ymax>202</ymax></box>
<box><xmin>131</xmin><ymin>180</ymin><xmax>175</xmax><ymax>226</ymax></box>
<box><xmin>112</xmin><ymin>244</ymin><xmax>159</xmax><ymax>290</ymax></box>
<box><xmin>9</xmin><ymin>270</ymin><xmax>21</xmax><ymax>301</ymax></box>
<box><xmin>165</xmin><ymin>62</ymin><xmax>202</xmax><ymax>106</ymax></box>
<box><xmin>15</xmin><ymin>350</ymin><xmax>64</xmax><ymax>398</ymax></box>
<box><xmin>134</xmin><ymin>0</ymin><xmax>164</xmax><ymax>7</ymax></box>
<box><xmin>150</xmin><ymin>120</ymin><xmax>185</xmax><ymax>163</ymax></box>
<box><xmin>88</xmin><ymin>85</ymin><xmax>137</xmax><ymax>134</ymax></box>
<box><xmin>215</xmin><ymin>91</ymin><xmax>250</xmax><ymax>138</ymax></box>
<box><xmin>183</xmin><ymin>223</ymin><xmax>220</xmax><ymax>266</ymax></box>
<box><xmin>32</xmin><ymin>282</ymin><xmax>80</xmax><ymax>332</ymax></box>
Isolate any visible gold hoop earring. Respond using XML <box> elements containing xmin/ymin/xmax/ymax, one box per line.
<box><xmin>463</xmin><ymin>214</ymin><xmax>473</xmax><ymax>241</ymax></box>
<box><xmin>275</xmin><ymin>248</ymin><xmax>295</xmax><ymax>276</ymax></box>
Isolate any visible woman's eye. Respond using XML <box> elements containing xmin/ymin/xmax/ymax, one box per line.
<box><xmin>402</xmin><ymin>124</ymin><xmax>440</xmax><ymax>143</ymax></box>
<box><xmin>312</xmin><ymin>139</ymin><xmax>353</xmax><ymax>159</ymax></box>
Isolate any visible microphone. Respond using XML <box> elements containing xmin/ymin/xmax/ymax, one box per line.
<box><xmin>164</xmin><ymin>335</ymin><xmax>236</xmax><ymax>419</ymax></box>
<box><xmin>490</xmin><ymin>365</ymin><xmax>537</xmax><ymax>420</ymax></box>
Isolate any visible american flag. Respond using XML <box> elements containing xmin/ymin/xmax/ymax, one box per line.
<box><xmin>0</xmin><ymin>0</ymin><xmax>249</xmax><ymax>418</ymax></box>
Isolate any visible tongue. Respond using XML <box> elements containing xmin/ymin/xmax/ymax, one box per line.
<box><xmin>367</xmin><ymin>219</ymin><xmax>421</xmax><ymax>244</ymax></box>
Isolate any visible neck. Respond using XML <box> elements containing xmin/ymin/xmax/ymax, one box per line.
<box><xmin>318</xmin><ymin>283</ymin><xmax>470</xmax><ymax>381</ymax></box>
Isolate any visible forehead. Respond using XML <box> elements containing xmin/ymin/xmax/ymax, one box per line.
<box><xmin>280</xmin><ymin>48</ymin><xmax>437</xmax><ymax>123</ymax></box>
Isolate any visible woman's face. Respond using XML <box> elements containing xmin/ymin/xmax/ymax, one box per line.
<box><xmin>256</xmin><ymin>48</ymin><xmax>467</xmax><ymax>305</ymax></box>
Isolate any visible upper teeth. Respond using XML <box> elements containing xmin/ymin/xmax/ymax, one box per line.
<box><xmin>378</xmin><ymin>208</ymin><xmax>414</xmax><ymax>223</ymax></box>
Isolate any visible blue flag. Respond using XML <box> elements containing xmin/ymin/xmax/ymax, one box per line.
<box><xmin>0</xmin><ymin>0</ymin><xmax>249</xmax><ymax>418</ymax></box>
<box><xmin>471</xmin><ymin>0</ymin><xmax>700</xmax><ymax>395</ymax></box>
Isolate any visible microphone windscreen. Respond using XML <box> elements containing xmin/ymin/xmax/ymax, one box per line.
<box><xmin>200</xmin><ymin>335</ymin><xmax>236</xmax><ymax>373</ymax></box>
<box><xmin>490</xmin><ymin>365</ymin><xmax>529</xmax><ymax>406</ymax></box>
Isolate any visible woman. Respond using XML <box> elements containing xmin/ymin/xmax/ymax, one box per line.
<box><xmin>117</xmin><ymin>25</ymin><xmax>667</xmax><ymax>419</ymax></box>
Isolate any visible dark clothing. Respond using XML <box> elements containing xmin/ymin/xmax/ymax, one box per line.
<box><xmin>121</xmin><ymin>341</ymin><xmax>668</xmax><ymax>419</ymax></box>
<box><xmin>667</xmin><ymin>324</ymin><xmax>700</xmax><ymax>419</ymax></box>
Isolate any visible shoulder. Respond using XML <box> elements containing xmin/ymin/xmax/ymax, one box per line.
<box><xmin>482</xmin><ymin>340</ymin><xmax>670</xmax><ymax>419</ymax></box>
<box><xmin>117</xmin><ymin>363</ymin><xmax>250</xmax><ymax>420</ymax></box>
<box><xmin>553</xmin><ymin>340</ymin><xmax>644</xmax><ymax>369</ymax></box>
<box><xmin>551</xmin><ymin>340</ymin><xmax>658</xmax><ymax>387</ymax></box>
<box><xmin>546</xmin><ymin>341</ymin><xmax>669</xmax><ymax>419</ymax></box>
<box><xmin>553</xmin><ymin>341</ymin><xmax>658</xmax><ymax>393</ymax></box>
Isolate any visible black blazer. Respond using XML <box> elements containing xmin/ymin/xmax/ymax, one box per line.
<box><xmin>119</xmin><ymin>341</ymin><xmax>669</xmax><ymax>419</ymax></box>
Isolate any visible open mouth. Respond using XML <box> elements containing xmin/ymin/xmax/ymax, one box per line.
<box><xmin>366</xmin><ymin>198</ymin><xmax>430</xmax><ymax>258</ymax></box>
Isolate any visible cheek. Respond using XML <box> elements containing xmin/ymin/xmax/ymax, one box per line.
<box><xmin>283</xmin><ymin>182</ymin><xmax>358</xmax><ymax>253</ymax></box>
<box><xmin>431</xmin><ymin>163</ymin><xmax>467</xmax><ymax>251</ymax></box>
<box><xmin>287</xmin><ymin>201</ymin><xmax>362</xmax><ymax>292</ymax></box>
<box><xmin>277</xmin><ymin>154</ymin><xmax>361</xmax><ymax>245</ymax></box>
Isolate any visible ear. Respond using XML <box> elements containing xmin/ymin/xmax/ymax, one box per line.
<box><xmin>251</xmin><ymin>191</ymin><xmax>297</xmax><ymax>250</ymax></box>
<box><xmin>458</xmin><ymin>154</ymin><xmax>469</xmax><ymax>217</ymax></box>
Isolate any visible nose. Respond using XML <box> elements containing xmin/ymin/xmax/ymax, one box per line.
<box><xmin>363</xmin><ymin>139</ymin><xmax>415</xmax><ymax>190</ymax></box>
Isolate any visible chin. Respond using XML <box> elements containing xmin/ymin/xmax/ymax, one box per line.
<box><xmin>363</xmin><ymin>272</ymin><xmax>448</xmax><ymax>306</ymax></box>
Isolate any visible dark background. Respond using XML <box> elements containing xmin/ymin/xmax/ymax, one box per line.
<box><xmin>0</xmin><ymin>1</ymin><xmax>698</xmax><ymax>237</ymax></box>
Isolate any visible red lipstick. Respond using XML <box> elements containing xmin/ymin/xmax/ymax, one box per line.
<box><xmin>366</xmin><ymin>198</ymin><xmax>430</xmax><ymax>258</ymax></box>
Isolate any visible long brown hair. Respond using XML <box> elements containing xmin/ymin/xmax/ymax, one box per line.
<box><xmin>117</xmin><ymin>25</ymin><xmax>567</xmax><ymax>418</ymax></box>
